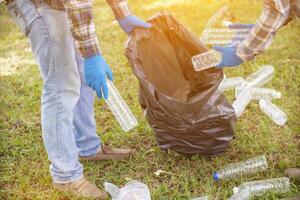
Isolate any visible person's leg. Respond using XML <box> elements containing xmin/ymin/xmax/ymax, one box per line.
<box><xmin>73</xmin><ymin>54</ymin><xmax>133</xmax><ymax>161</ymax></box>
<box><xmin>73</xmin><ymin>54</ymin><xmax>102</xmax><ymax>157</ymax></box>
<box><xmin>29</xmin><ymin>4</ymin><xmax>83</xmax><ymax>183</ymax></box>
<box><xmin>8</xmin><ymin>0</ymin><xmax>83</xmax><ymax>183</ymax></box>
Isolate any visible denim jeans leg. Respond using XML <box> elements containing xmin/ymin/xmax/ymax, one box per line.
<box><xmin>73</xmin><ymin>54</ymin><xmax>101</xmax><ymax>157</ymax></box>
<box><xmin>27</xmin><ymin>4</ymin><xmax>83</xmax><ymax>183</ymax></box>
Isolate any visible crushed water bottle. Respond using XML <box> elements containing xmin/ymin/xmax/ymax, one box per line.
<box><xmin>233</xmin><ymin>177</ymin><xmax>290</xmax><ymax>197</ymax></box>
<box><xmin>251</xmin><ymin>88</ymin><xmax>282</xmax><ymax>100</ymax></box>
<box><xmin>106</xmin><ymin>80</ymin><xmax>138</xmax><ymax>132</ymax></box>
<box><xmin>201</xmin><ymin>28</ymin><xmax>250</xmax><ymax>45</ymax></box>
<box><xmin>218</xmin><ymin>77</ymin><xmax>245</xmax><ymax>91</ymax></box>
<box><xmin>232</xmin><ymin>89</ymin><xmax>252</xmax><ymax>118</ymax></box>
<box><xmin>192</xmin><ymin>50</ymin><xmax>222</xmax><ymax>71</ymax></box>
<box><xmin>259</xmin><ymin>100</ymin><xmax>287</xmax><ymax>126</ymax></box>
<box><xmin>213</xmin><ymin>156</ymin><xmax>268</xmax><ymax>181</ymax></box>
<box><xmin>235</xmin><ymin>65</ymin><xmax>275</xmax><ymax>96</ymax></box>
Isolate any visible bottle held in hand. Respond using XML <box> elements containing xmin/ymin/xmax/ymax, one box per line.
<box><xmin>192</xmin><ymin>50</ymin><xmax>222</xmax><ymax>71</ymax></box>
<box><xmin>105</xmin><ymin>80</ymin><xmax>138</xmax><ymax>132</ymax></box>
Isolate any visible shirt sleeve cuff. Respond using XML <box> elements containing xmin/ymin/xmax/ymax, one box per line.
<box><xmin>107</xmin><ymin>0</ymin><xmax>132</xmax><ymax>20</ymax></box>
<box><xmin>76</xmin><ymin>37</ymin><xmax>101</xmax><ymax>58</ymax></box>
<box><xmin>237</xmin><ymin>43</ymin><xmax>257</xmax><ymax>61</ymax></box>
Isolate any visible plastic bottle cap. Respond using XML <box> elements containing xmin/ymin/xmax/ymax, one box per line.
<box><xmin>213</xmin><ymin>172</ymin><xmax>219</xmax><ymax>181</ymax></box>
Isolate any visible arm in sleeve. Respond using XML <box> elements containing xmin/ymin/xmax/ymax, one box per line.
<box><xmin>106</xmin><ymin>0</ymin><xmax>132</xmax><ymax>20</ymax></box>
<box><xmin>61</xmin><ymin>0</ymin><xmax>101</xmax><ymax>58</ymax></box>
<box><xmin>237</xmin><ymin>0</ymin><xmax>289</xmax><ymax>61</ymax></box>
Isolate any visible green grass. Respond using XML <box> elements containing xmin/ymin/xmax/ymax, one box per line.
<box><xmin>0</xmin><ymin>0</ymin><xmax>299</xmax><ymax>199</ymax></box>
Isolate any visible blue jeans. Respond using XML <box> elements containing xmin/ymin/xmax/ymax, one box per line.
<box><xmin>7</xmin><ymin>0</ymin><xmax>101</xmax><ymax>183</ymax></box>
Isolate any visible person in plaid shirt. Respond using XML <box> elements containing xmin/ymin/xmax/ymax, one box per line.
<box><xmin>5</xmin><ymin>0</ymin><xmax>151</xmax><ymax>198</ymax></box>
<box><xmin>213</xmin><ymin>0</ymin><xmax>299</xmax><ymax>67</ymax></box>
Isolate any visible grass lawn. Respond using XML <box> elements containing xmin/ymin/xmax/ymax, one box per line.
<box><xmin>0</xmin><ymin>0</ymin><xmax>299</xmax><ymax>199</ymax></box>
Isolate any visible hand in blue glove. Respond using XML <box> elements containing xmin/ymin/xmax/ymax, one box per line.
<box><xmin>213</xmin><ymin>45</ymin><xmax>244</xmax><ymax>68</ymax></box>
<box><xmin>84</xmin><ymin>55</ymin><xmax>113</xmax><ymax>99</ymax></box>
<box><xmin>118</xmin><ymin>15</ymin><xmax>152</xmax><ymax>35</ymax></box>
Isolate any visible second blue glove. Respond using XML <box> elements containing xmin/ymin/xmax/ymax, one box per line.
<box><xmin>118</xmin><ymin>15</ymin><xmax>152</xmax><ymax>35</ymax></box>
<box><xmin>84</xmin><ymin>55</ymin><xmax>114</xmax><ymax>99</ymax></box>
<box><xmin>213</xmin><ymin>45</ymin><xmax>244</xmax><ymax>68</ymax></box>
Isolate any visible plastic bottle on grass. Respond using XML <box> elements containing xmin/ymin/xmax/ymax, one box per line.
<box><xmin>213</xmin><ymin>156</ymin><xmax>268</xmax><ymax>181</ymax></box>
<box><xmin>259</xmin><ymin>100</ymin><xmax>287</xmax><ymax>126</ymax></box>
<box><xmin>250</xmin><ymin>87</ymin><xmax>282</xmax><ymax>100</ymax></box>
<box><xmin>105</xmin><ymin>80</ymin><xmax>138</xmax><ymax>132</ymax></box>
<box><xmin>192</xmin><ymin>50</ymin><xmax>222</xmax><ymax>71</ymax></box>
<box><xmin>232</xmin><ymin>89</ymin><xmax>252</xmax><ymax>118</ymax></box>
<box><xmin>218</xmin><ymin>77</ymin><xmax>245</xmax><ymax>91</ymax></box>
<box><xmin>229</xmin><ymin>189</ymin><xmax>252</xmax><ymax>200</ymax></box>
<box><xmin>235</xmin><ymin>65</ymin><xmax>275</xmax><ymax>96</ymax></box>
<box><xmin>246</xmin><ymin>65</ymin><xmax>275</xmax><ymax>87</ymax></box>
<box><xmin>233</xmin><ymin>177</ymin><xmax>290</xmax><ymax>197</ymax></box>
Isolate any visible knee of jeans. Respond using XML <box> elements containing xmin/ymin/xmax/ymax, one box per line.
<box><xmin>42</xmin><ymin>81</ymin><xmax>80</xmax><ymax>108</ymax></box>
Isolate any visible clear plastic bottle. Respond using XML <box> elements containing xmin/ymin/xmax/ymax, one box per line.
<box><xmin>192</xmin><ymin>50</ymin><xmax>222</xmax><ymax>71</ymax></box>
<box><xmin>245</xmin><ymin>65</ymin><xmax>275</xmax><ymax>88</ymax></box>
<box><xmin>105</xmin><ymin>80</ymin><xmax>138</xmax><ymax>132</ymax></box>
<box><xmin>229</xmin><ymin>189</ymin><xmax>252</xmax><ymax>200</ymax></box>
<box><xmin>259</xmin><ymin>100</ymin><xmax>287</xmax><ymax>126</ymax></box>
<box><xmin>213</xmin><ymin>156</ymin><xmax>268</xmax><ymax>181</ymax></box>
<box><xmin>251</xmin><ymin>88</ymin><xmax>282</xmax><ymax>100</ymax></box>
<box><xmin>232</xmin><ymin>89</ymin><xmax>252</xmax><ymax>118</ymax></box>
<box><xmin>235</xmin><ymin>65</ymin><xmax>275</xmax><ymax>97</ymax></box>
<box><xmin>218</xmin><ymin>77</ymin><xmax>245</xmax><ymax>91</ymax></box>
<box><xmin>233</xmin><ymin>177</ymin><xmax>290</xmax><ymax>197</ymax></box>
<box><xmin>201</xmin><ymin>28</ymin><xmax>250</xmax><ymax>45</ymax></box>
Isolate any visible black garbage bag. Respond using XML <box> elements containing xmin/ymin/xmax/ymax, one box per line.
<box><xmin>125</xmin><ymin>12</ymin><xmax>237</xmax><ymax>156</ymax></box>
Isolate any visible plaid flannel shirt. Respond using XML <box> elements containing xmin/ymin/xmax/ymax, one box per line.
<box><xmin>237</xmin><ymin>0</ymin><xmax>300</xmax><ymax>61</ymax></box>
<box><xmin>4</xmin><ymin>0</ymin><xmax>132</xmax><ymax>58</ymax></box>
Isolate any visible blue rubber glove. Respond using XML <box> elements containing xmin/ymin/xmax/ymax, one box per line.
<box><xmin>213</xmin><ymin>45</ymin><xmax>244</xmax><ymax>68</ymax></box>
<box><xmin>84</xmin><ymin>55</ymin><xmax>113</xmax><ymax>99</ymax></box>
<box><xmin>118</xmin><ymin>15</ymin><xmax>152</xmax><ymax>35</ymax></box>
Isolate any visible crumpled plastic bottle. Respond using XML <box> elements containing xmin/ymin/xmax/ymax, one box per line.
<box><xmin>105</xmin><ymin>180</ymin><xmax>151</xmax><ymax>200</ymax></box>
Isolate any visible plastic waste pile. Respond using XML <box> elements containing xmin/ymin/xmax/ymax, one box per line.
<box><xmin>218</xmin><ymin>65</ymin><xmax>287</xmax><ymax>125</ymax></box>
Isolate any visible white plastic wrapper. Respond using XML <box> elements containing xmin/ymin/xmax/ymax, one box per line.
<box><xmin>105</xmin><ymin>181</ymin><xmax>151</xmax><ymax>200</ymax></box>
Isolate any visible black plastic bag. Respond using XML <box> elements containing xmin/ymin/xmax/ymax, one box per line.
<box><xmin>126</xmin><ymin>12</ymin><xmax>237</xmax><ymax>156</ymax></box>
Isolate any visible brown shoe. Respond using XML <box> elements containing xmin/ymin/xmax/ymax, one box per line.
<box><xmin>285</xmin><ymin>168</ymin><xmax>300</xmax><ymax>179</ymax></box>
<box><xmin>79</xmin><ymin>144</ymin><xmax>133</xmax><ymax>161</ymax></box>
<box><xmin>53</xmin><ymin>177</ymin><xmax>108</xmax><ymax>199</ymax></box>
